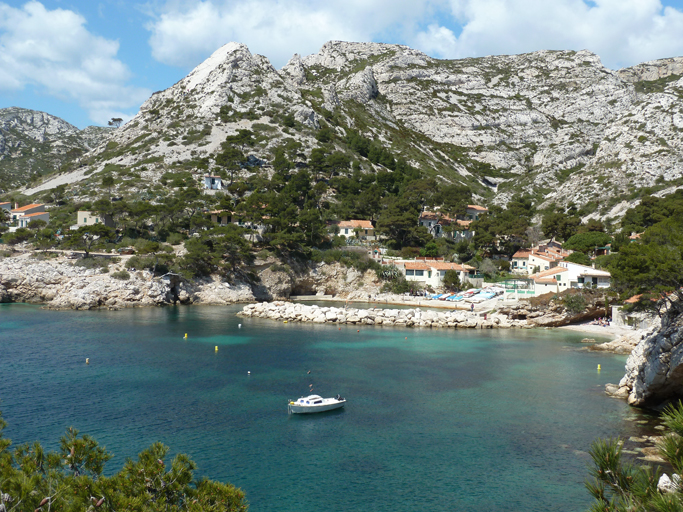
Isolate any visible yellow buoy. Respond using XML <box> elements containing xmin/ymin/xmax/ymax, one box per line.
<box><xmin>184</xmin><ymin>333</ymin><xmax>188</xmax><ymax>339</ymax></box>
<box><xmin>284</xmin><ymin>320</ymin><xmax>288</xmax><ymax>323</ymax></box>
<box><xmin>215</xmin><ymin>346</ymin><xmax>218</xmax><ymax>352</ymax></box>
<box><xmin>597</xmin><ymin>364</ymin><xmax>601</xmax><ymax>371</ymax></box>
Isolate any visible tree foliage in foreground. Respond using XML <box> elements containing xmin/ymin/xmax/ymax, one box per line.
<box><xmin>585</xmin><ymin>401</ymin><xmax>683</xmax><ymax>512</ymax></box>
<box><xmin>0</xmin><ymin>411</ymin><xmax>248</xmax><ymax>511</ymax></box>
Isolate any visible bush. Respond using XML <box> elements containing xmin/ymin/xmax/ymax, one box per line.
<box><xmin>563</xmin><ymin>251</ymin><xmax>592</xmax><ymax>266</ymax></box>
<box><xmin>74</xmin><ymin>257</ymin><xmax>109</xmax><ymax>270</ymax></box>
<box><xmin>111</xmin><ymin>270</ymin><xmax>130</xmax><ymax>280</ymax></box>
<box><xmin>562</xmin><ymin>293</ymin><xmax>587</xmax><ymax>314</ymax></box>
<box><xmin>166</xmin><ymin>232</ymin><xmax>185</xmax><ymax>245</ymax></box>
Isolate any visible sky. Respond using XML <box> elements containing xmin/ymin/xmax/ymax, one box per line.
<box><xmin>1</xmin><ymin>0</ymin><xmax>683</xmax><ymax>129</ymax></box>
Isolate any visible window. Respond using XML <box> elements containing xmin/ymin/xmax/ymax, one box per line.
<box><xmin>428</xmin><ymin>271</ymin><xmax>432</xmax><ymax>278</ymax></box>
<box><xmin>415</xmin><ymin>270</ymin><xmax>424</xmax><ymax>276</ymax></box>
<box><xmin>406</xmin><ymin>270</ymin><xmax>414</xmax><ymax>276</ymax></box>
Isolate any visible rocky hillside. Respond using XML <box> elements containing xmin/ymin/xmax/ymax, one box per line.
<box><xmin>0</xmin><ymin>107</ymin><xmax>111</xmax><ymax>193</ymax></box>
<box><xmin>10</xmin><ymin>42</ymin><xmax>683</xmax><ymax>223</ymax></box>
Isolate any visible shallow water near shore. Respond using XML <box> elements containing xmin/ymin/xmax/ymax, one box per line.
<box><xmin>0</xmin><ymin>303</ymin><xmax>645</xmax><ymax>511</ymax></box>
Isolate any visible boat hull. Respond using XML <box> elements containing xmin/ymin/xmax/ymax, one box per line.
<box><xmin>288</xmin><ymin>400</ymin><xmax>345</xmax><ymax>414</ymax></box>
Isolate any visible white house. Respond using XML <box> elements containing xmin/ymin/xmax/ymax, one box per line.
<box><xmin>71</xmin><ymin>211</ymin><xmax>115</xmax><ymax>230</ymax></box>
<box><xmin>511</xmin><ymin>250</ymin><xmax>532</xmax><ymax>274</ymax></box>
<box><xmin>397</xmin><ymin>260</ymin><xmax>477</xmax><ymax>288</ymax></box>
<box><xmin>203</xmin><ymin>175</ymin><xmax>224</xmax><ymax>190</ymax></box>
<box><xmin>511</xmin><ymin>242</ymin><xmax>572</xmax><ymax>275</ymax></box>
<box><xmin>529</xmin><ymin>267</ymin><xmax>568</xmax><ymax>296</ymax></box>
<box><xmin>465</xmin><ymin>205</ymin><xmax>488</xmax><ymax>220</ymax></box>
<box><xmin>17</xmin><ymin>211</ymin><xmax>49</xmax><ymax>228</ymax></box>
<box><xmin>335</xmin><ymin>220</ymin><xmax>375</xmax><ymax>239</ymax></box>
<box><xmin>556</xmin><ymin>261</ymin><xmax>611</xmax><ymax>289</ymax></box>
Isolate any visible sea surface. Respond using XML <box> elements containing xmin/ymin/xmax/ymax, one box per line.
<box><xmin>0</xmin><ymin>303</ymin><xmax>647</xmax><ymax>511</ymax></box>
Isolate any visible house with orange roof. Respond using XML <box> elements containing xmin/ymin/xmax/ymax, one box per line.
<box><xmin>528</xmin><ymin>267</ymin><xmax>568</xmax><ymax>295</ymax></box>
<box><xmin>465</xmin><ymin>205</ymin><xmax>488</xmax><ymax>220</ymax></box>
<box><xmin>10</xmin><ymin>204</ymin><xmax>47</xmax><ymax>226</ymax></box>
<box><xmin>11</xmin><ymin>203</ymin><xmax>45</xmax><ymax>218</ymax></box>
<box><xmin>391</xmin><ymin>259</ymin><xmax>478</xmax><ymax>288</ymax></box>
<box><xmin>511</xmin><ymin>250</ymin><xmax>532</xmax><ymax>274</ymax></box>
<box><xmin>333</xmin><ymin>220</ymin><xmax>375</xmax><ymax>240</ymax></box>
<box><xmin>16</xmin><ymin>211</ymin><xmax>50</xmax><ymax>228</ymax></box>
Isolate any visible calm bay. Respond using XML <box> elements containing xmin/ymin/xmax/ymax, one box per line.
<box><xmin>0</xmin><ymin>303</ymin><xmax>646</xmax><ymax>511</ymax></box>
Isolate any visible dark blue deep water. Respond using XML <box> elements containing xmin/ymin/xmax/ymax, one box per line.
<box><xmin>0</xmin><ymin>303</ymin><xmax>645</xmax><ymax>511</ymax></box>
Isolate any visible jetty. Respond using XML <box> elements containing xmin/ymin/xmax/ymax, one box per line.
<box><xmin>237</xmin><ymin>301</ymin><xmax>530</xmax><ymax>329</ymax></box>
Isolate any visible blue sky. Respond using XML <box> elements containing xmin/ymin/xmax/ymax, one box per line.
<box><xmin>2</xmin><ymin>0</ymin><xmax>683</xmax><ymax>129</ymax></box>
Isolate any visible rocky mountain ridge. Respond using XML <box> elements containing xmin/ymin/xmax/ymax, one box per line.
<box><xmin>0</xmin><ymin>107</ymin><xmax>111</xmax><ymax>193</ymax></box>
<box><xmin>8</xmin><ymin>43</ymin><xmax>683</xmax><ymax>224</ymax></box>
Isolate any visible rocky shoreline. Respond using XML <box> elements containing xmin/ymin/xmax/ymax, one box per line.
<box><xmin>237</xmin><ymin>301</ymin><xmax>531</xmax><ymax>329</ymax></box>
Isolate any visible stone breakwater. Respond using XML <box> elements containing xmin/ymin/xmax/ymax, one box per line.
<box><xmin>237</xmin><ymin>301</ymin><xmax>531</xmax><ymax>329</ymax></box>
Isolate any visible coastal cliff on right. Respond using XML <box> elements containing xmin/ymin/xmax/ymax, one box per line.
<box><xmin>611</xmin><ymin>299</ymin><xmax>683</xmax><ymax>407</ymax></box>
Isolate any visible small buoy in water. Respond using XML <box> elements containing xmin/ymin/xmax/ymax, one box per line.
<box><xmin>338</xmin><ymin>327</ymin><xmax>341</xmax><ymax>330</ymax></box>
<box><xmin>357</xmin><ymin>329</ymin><xmax>359</xmax><ymax>333</ymax></box>
<box><xmin>184</xmin><ymin>333</ymin><xmax>188</xmax><ymax>339</ymax></box>
<box><xmin>597</xmin><ymin>364</ymin><xmax>601</xmax><ymax>371</ymax></box>
<box><xmin>405</xmin><ymin>337</ymin><xmax>408</xmax><ymax>340</ymax></box>
<box><xmin>284</xmin><ymin>320</ymin><xmax>288</xmax><ymax>323</ymax></box>
<box><xmin>248</xmin><ymin>371</ymin><xmax>251</xmax><ymax>375</ymax></box>
<box><xmin>215</xmin><ymin>346</ymin><xmax>218</xmax><ymax>352</ymax></box>
<box><xmin>238</xmin><ymin>324</ymin><xmax>242</xmax><ymax>329</ymax></box>
<box><xmin>307</xmin><ymin>370</ymin><xmax>311</xmax><ymax>374</ymax></box>
<box><xmin>86</xmin><ymin>358</ymin><xmax>89</xmax><ymax>364</ymax></box>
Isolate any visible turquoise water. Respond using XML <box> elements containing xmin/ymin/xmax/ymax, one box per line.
<box><xmin>0</xmin><ymin>303</ymin><xmax>641</xmax><ymax>511</ymax></box>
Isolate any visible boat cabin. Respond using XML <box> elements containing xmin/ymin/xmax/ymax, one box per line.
<box><xmin>298</xmin><ymin>395</ymin><xmax>323</xmax><ymax>405</ymax></box>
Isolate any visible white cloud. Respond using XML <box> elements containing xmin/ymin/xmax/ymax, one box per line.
<box><xmin>0</xmin><ymin>1</ymin><xmax>151</xmax><ymax>124</ymax></box>
<box><xmin>146</xmin><ymin>0</ymin><xmax>445</xmax><ymax>69</ymax></box>
<box><xmin>413</xmin><ymin>0</ymin><xmax>683</xmax><ymax>69</ymax></box>
<box><xmin>146</xmin><ymin>0</ymin><xmax>683</xmax><ymax>72</ymax></box>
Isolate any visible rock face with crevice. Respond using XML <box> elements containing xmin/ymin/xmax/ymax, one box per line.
<box><xmin>610</xmin><ymin>306</ymin><xmax>683</xmax><ymax>407</ymax></box>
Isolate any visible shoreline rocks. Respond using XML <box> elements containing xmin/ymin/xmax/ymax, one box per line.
<box><xmin>605</xmin><ymin>304</ymin><xmax>683</xmax><ymax>407</ymax></box>
<box><xmin>237</xmin><ymin>301</ymin><xmax>530</xmax><ymax>329</ymax></box>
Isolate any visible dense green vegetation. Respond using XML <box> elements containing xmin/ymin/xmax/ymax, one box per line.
<box><xmin>0</xmin><ymin>411</ymin><xmax>248</xmax><ymax>511</ymax></box>
<box><xmin>585</xmin><ymin>401</ymin><xmax>683</xmax><ymax>511</ymax></box>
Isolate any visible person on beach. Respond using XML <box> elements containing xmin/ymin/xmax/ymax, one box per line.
<box><xmin>471</xmin><ymin>303</ymin><xmax>474</xmax><ymax>313</ymax></box>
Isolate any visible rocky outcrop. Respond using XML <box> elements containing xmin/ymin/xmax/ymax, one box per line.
<box><xmin>497</xmin><ymin>290</ymin><xmax>609</xmax><ymax>327</ymax></box>
<box><xmin>0</xmin><ymin>253</ymin><xmax>255</xmax><ymax>309</ymax></box>
<box><xmin>237</xmin><ymin>301</ymin><xmax>528</xmax><ymax>329</ymax></box>
<box><xmin>0</xmin><ymin>253</ymin><xmax>381</xmax><ymax>309</ymax></box>
<box><xmin>591</xmin><ymin>330</ymin><xmax>647</xmax><ymax>355</ymax></box>
<box><xmin>608</xmin><ymin>306</ymin><xmax>683</xmax><ymax>407</ymax></box>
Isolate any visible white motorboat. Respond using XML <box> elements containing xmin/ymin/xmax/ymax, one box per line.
<box><xmin>288</xmin><ymin>394</ymin><xmax>346</xmax><ymax>414</ymax></box>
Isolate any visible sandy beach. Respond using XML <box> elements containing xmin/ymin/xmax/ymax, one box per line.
<box><xmin>557</xmin><ymin>323</ymin><xmax>637</xmax><ymax>338</ymax></box>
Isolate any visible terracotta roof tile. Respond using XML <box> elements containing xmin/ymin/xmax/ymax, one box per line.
<box><xmin>338</xmin><ymin>220</ymin><xmax>373</xmax><ymax>229</ymax></box>
<box><xmin>404</xmin><ymin>261</ymin><xmax>432</xmax><ymax>270</ymax></box>
<box><xmin>11</xmin><ymin>203</ymin><xmax>44</xmax><ymax>213</ymax></box>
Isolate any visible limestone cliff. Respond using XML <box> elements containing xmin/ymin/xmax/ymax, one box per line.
<box><xmin>0</xmin><ymin>107</ymin><xmax>111</xmax><ymax>193</ymax></box>
<box><xmin>610</xmin><ymin>305</ymin><xmax>683</xmax><ymax>407</ymax></box>
<box><xmin>17</xmin><ymin>42</ymin><xmax>683</xmax><ymax>222</ymax></box>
